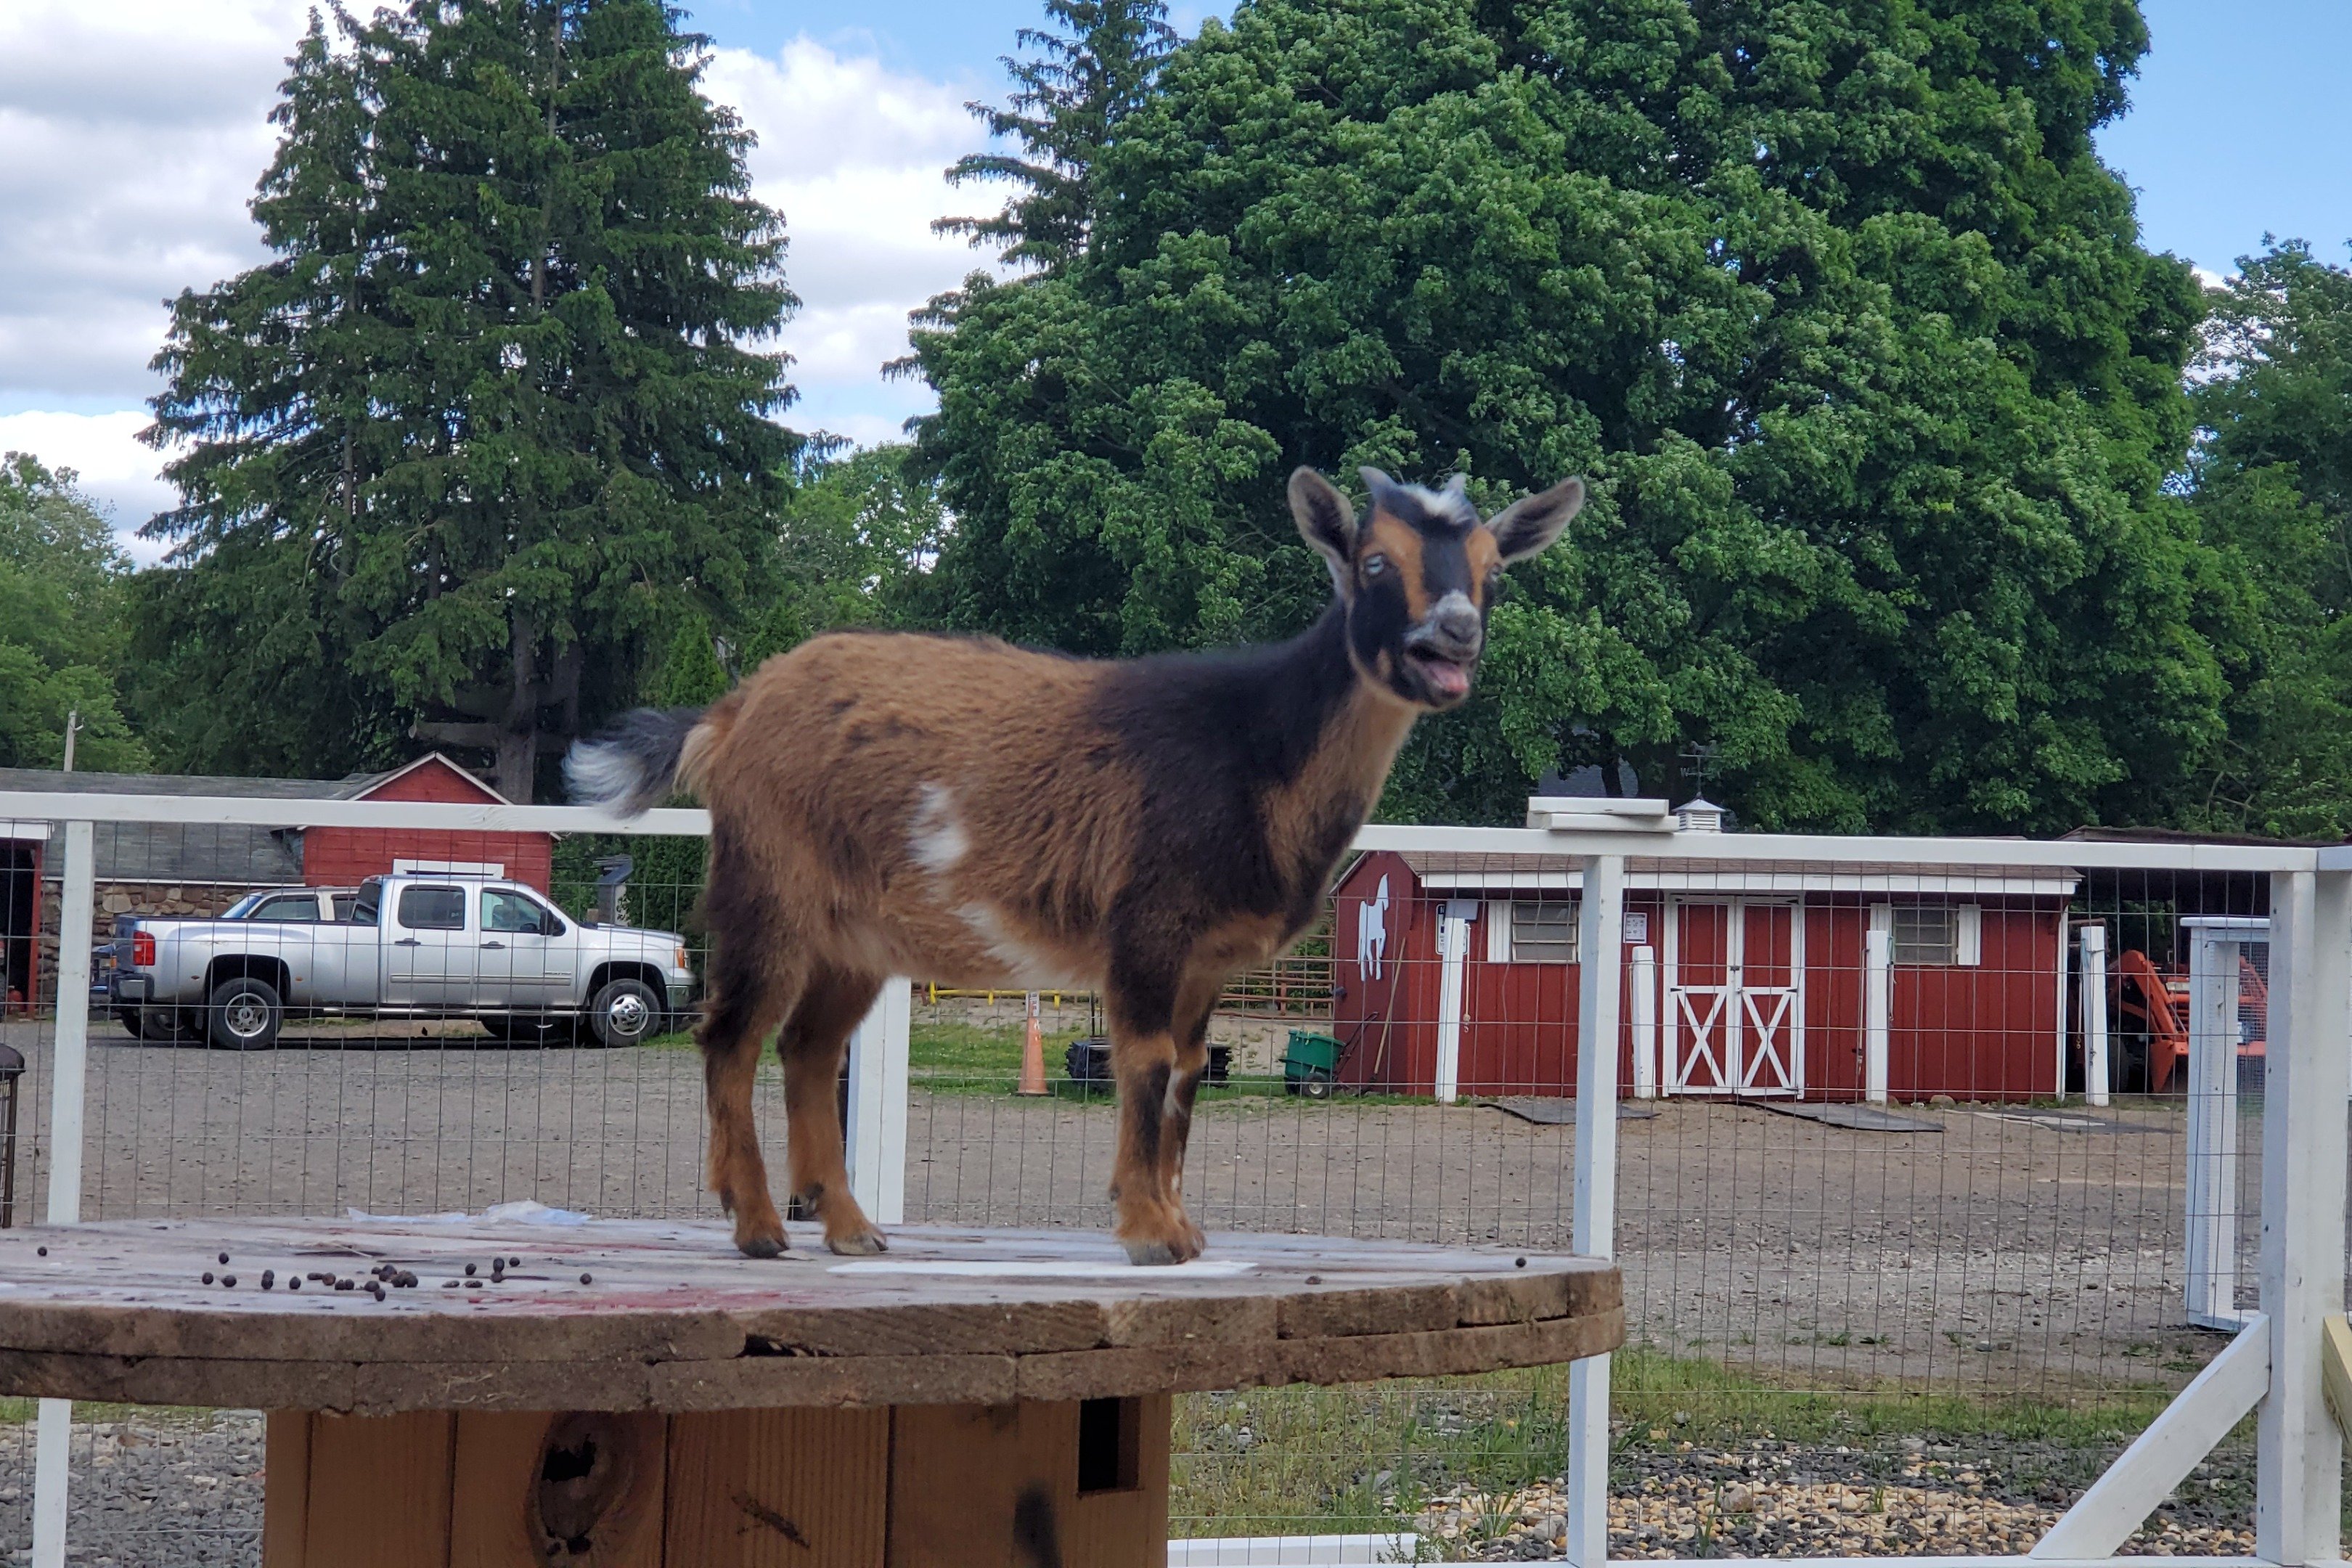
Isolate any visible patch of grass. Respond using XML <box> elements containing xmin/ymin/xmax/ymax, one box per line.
<box><xmin>1168</xmin><ymin>1345</ymin><xmax>2197</xmax><ymax>1541</ymax></box>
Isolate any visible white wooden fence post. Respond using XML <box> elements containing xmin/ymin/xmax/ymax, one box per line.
<box><xmin>1628</xmin><ymin>944</ymin><xmax>1657</xmax><ymax>1100</ymax></box>
<box><xmin>31</xmin><ymin>820</ymin><xmax>95</xmax><ymax>1568</ymax></box>
<box><xmin>2081</xmin><ymin>923</ymin><xmax>2110</xmax><ymax>1108</ymax></box>
<box><xmin>1433</xmin><ymin>901</ymin><xmax>1477</xmax><ymax>1105</ymax></box>
<box><xmin>1863</xmin><ymin>926</ymin><xmax>1892</xmax><ymax>1105</ymax></box>
<box><xmin>2184</xmin><ymin>930</ymin><xmax>2245</xmax><ymax>1331</ymax></box>
<box><xmin>1566</xmin><ymin>854</ymin><xmax>1625</xmax><ymax>1568</ymax></box>
<box><xmin>844</xmin><ymin>976</ymin><xmax>912</xmax><ymax>1227</ymax></box>
<box><xmin>2256</xmin><ymin>869</ymin><xmax>2349</xmax><ymax>1566</ymax></box>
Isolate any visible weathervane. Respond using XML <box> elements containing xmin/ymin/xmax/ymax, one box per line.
<box><xmin>1678</xmin><ymin>740</ymin><xmax>1718</xmax><ymax>799</ymax></box>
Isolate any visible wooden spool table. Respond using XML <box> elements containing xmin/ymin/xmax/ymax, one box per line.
<box><xmin>0</xmin><ymin>1218</ymin><xmax>1621</xmax><ymax>1567</ymax></box>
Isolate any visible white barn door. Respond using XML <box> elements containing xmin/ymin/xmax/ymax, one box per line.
<box><xmin>1664</xmin><ymin>899</ymin><xmax>1805</xmax><ymax>1096</ymax></box>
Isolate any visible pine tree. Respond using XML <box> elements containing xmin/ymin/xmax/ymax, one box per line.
<box><xmin>142</xmin><ymin>1</ymin><xmax>798</xmax><ymax>798</ymax></box>
<box><xmin>935</xmin><ymin>0</ymin><xmax>1175</xmax><ymax>269</ymax></box>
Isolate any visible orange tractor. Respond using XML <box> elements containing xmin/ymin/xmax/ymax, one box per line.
<box><xmin>2107</xmin><ymin>948</ymin><xmax>2268</xmax><ymax>1095</ymax></box>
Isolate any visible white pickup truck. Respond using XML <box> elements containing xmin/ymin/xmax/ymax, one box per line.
<box><xmin>103</xmin><ymin>873</ymin><xmax>698</xmax><ymax>1050</ymax></box>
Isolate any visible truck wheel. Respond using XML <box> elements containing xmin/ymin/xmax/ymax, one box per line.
<box><xmin>136</xmin><ymin>1006</ymin><xmax>197</xmax><ymax>1045</ymax></box>
<box><xmin>587</xmin><ymin>979</ymin><xmax>661</xmax><ymax>1048</ymax></box>
<box><xmin>482</xmin><ymin>1013</ymin><xmax>576</xmax><ymax>1048</ymax></box>
<box><xmin>206</xmin><ymin>976</ymin><xmax>282</xmax><ymax>1051</ymax></box>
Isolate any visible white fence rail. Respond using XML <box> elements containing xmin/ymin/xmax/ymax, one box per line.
<box><xmin>1</xmin><ymin>789</ymin><xmax>2344</xmax><ymax>1567</ymax></box>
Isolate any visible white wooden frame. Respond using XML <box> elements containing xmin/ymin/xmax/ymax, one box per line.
<box><xmin>2184</xmin><ymin>917</ymin><xmax>2268</xmax><ymax>1332</ymax></box>
<box><xmin>7</xmin><ymin>789</ymin><xmax>2349</xmax><ymax>1568</ymax></box>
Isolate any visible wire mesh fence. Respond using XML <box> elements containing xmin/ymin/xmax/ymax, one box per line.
<box><xmin>0</xmin><ymin>804</ymin><xmax>2313</xmax><ymax>1563</ymax></box>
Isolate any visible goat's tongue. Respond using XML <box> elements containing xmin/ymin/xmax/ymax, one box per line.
<box><xmin>1423</xmin><ymin>658</ymin><xmax>1470</xmax><ymax>698</ymax></box>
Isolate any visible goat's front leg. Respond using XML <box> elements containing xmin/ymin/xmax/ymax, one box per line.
<box><xmin>1153</xmin><ymin>984</ymin><xmax>1219</xmax><ymax>1259</ymax></box>
<box><xmin>1104</xmin><ymin>959</ymin><xmax>1201</xmax><ymax>1264</ymax></box>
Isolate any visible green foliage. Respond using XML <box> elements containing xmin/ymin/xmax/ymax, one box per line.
<box><xmin>2181</xmin><ymin>242</ymin><xmax>2352</xmax><ymax>838</ymax></box>
<box><xmin>0</xmin><ymin>454</ymin><xmax>149</xmax><ymax>772</ymax></box>
<box><xmin>910</xmin><ymin>0</ymin><xmax>2221</xmax><ymax>833</ymax></box>
<box><xmin>741</xmin><ymin>444</ymin><xmax>948</xmax><ymax>665</ymax></box>
<box><xmin>137</xmin><ymin>0</ymin><xmax>798</xmax><ymax>798</ymax></box>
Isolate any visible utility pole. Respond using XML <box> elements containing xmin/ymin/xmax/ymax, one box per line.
<box><xmin>60</xmin><ymin>709</ymin><xmax>81</xmax><ymax>773</ymax></box>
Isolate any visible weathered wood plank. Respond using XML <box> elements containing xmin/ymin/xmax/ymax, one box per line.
<box><xmin>303</xmin><ymin>1410</ymin><xmax>454</xmax><ymax>1568</ymax></box>
<box><xmin>261</xmin><ymin>1411</ymin><xmax>311</xmax><ymax>1568</ymax></box>
<box><xmin>0</xmin><ymin>1220</ymin><xmax>1621</xmax><ymax>1412</ymax></box>
<box><xmin>666</xmin><ymin>1408</ymin><xmax>890</xmax><ymax>1567</ymax></box>
<box><xmin>449</xmin><ymin>1410</ymin><xmax>668</xmax><ymax>1568</ymax></box>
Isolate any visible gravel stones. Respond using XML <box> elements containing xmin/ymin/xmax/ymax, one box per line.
<box><xmin>1413</xmin><ymin>1432</ymin><xmax>2261</xmax><ymax>1561</ymax></box>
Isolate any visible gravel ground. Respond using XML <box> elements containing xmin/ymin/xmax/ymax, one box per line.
<box><xmin>0</xmin><ymin>1015</ymin><xmax>2239</xmax><ymax>1395</ymax></box>
<box><xmin>0</xmin><ymin>1413</ymin><xmax>262</xmax><ymax>1565</ymax></box>
<box><xmin>0</xmin><ymin>1415</ymin><xmax>2263</xmax><ymax>1565</ymax></box>
<box><xmin>0</xmin><ymin>1013</ymin><xmax>2262</xmax><ymax>1563</ymax></box>
<box><xmin>1419</xmin><ymin>1432</ymin><xmax>2258</xmax><ymax>1561</ymax></box>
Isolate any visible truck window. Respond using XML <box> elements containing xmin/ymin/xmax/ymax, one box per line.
<box><xmin>330</xmin><ymin>894</ymin><xmax>356</xmax><ymax>923</ymax></box>
<box><xmin>396</xmin><ymin>886</ymin><xmax>467</xmax><ymax>931</ymax></box>
<box><xmin>353</xmin><ymin>881</ymin><xmax>383</xmax><ymax>927</ymax></box>
<box><xmin>481</xmin><ymin>889</ymin><xmax>561</xmax><ymax>936</ymax></box>
<box><xmin>250</xmin><ymin>893</ymin><xmax>322</xmax><ymax>923</ymax></box>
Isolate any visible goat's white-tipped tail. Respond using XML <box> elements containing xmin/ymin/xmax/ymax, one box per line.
<box><xmin>564</xmin><ymin>706</ymin><xmax>708</xmax><ymax>816</ymax></box>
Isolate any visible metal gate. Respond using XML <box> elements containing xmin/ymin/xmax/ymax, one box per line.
<box><xmin>1664</xmin><ymin>898</ymin><xmax>1805</xmax><ymax>1095</ymax></box>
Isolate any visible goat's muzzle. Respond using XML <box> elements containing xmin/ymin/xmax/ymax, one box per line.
<box><xmin>1402</xmin><ymin>595</ymin><xmax>1482</xmax><ymax>701</ymax></box>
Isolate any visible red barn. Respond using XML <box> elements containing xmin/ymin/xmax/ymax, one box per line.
<box><xmin>1333</xmin><ymin>826</ymin><xmax>2077</xmax><ymax>1103</ymax></box>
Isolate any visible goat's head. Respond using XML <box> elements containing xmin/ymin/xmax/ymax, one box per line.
<box><xmin>1289</xmin><ymin>465</ymin><xmax>1585</xmax><ymax>711</ymax></box>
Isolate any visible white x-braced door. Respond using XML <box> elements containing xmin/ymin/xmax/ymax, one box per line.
<box><xmin>1664</xmin><ymin>899</ymin><xmax>1805</xmax><ymax>1096</ymax></box>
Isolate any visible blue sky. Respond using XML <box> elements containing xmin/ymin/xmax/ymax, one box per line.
<box><xmin>0</xmin><ymin>0</ymin><xmax>2345</xmax><ymax>538</ymax></box>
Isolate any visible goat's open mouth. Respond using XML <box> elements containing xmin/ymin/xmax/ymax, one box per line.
<box><xmin>1406</xmin><ymin>645</ymin><xmax>1473</xmax><ymax>700</ymax></box>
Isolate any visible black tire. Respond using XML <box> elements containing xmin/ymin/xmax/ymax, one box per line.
<box><xmin>205</xmin><ymin>976</ymin><xmax>282</xmax><ymax>1051</ymax></box>
<box><xmin>481</xmin><ymin>1013</ymin><xmax>578</xmax><ymax>1048</ymax></box>
<box><xmin>586</xmin><ymin>978</ymin><xmax>662</xmax><ymax>1048</ymax></box>
<box><xmin>136</xmin><ymin>1005</ymin><xmax>197</xmax><ymax>1044</ymax></box>
<box><xmin>1297</xmin><ymin>1069</ymin><xmax>1334</xmax><ymax>1101</ymax></box>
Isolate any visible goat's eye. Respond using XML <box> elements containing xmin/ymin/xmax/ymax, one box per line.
<box><xmin>1362</xmin><ymin>555</ymin><xmax>1389</xmax><ymax>578</ymax></box>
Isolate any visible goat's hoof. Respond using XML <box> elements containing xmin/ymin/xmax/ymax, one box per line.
<box><xmin>1118</xmin><ymin>1222</ymin><xmax>1203</xmax><ymax>1267</ymax></box>
<box><xmin>826</xmin><ymin>1227</ymin><xmax>890</xmax><ymax>1257</ymax></box>
<box><xmin>733</xmin><ymin>1207</ymin><xmax>788</xmax><ymax>1258</ymax></box>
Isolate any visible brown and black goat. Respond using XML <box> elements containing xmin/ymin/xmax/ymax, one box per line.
<box><xmin>566</xmin><ymin>467</ymin><xmax>1584</xmax><ymax>1264</ymax></box>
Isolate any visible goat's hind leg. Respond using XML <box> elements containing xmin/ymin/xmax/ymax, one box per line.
<box><xmin>780</xmin><ymin>965</ymin><xmax>889</xmax><ymax>1255</ymax></box>
<box><xmin>695</xmin><ymin>883</ymin><xmax>800</xmax><ymax>1257</ymax></box>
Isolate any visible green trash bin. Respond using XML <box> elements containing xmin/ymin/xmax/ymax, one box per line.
<box><xmin>1283</xmin><ymin>1029</ymin><xmax>1342</xmax><ymax>1098</ymax></box>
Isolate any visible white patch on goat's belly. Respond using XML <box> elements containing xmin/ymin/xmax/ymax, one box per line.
<box><xmin>908</xmin><ymin>782</ymin><xmax>969</xmax><ymax>875</ymax></box>
<box><xmin>957</xmin><ymin>902</ymin><xmax>1088</xmax><ymax>989</ymax></box>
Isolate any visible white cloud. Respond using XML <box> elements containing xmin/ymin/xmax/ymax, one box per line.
<box><xmin>0</xmin><ymin>15</ymin><xmax>1005</xmax><ymax>545</ymax></box>
<box><xmin>0</xmin><ymin>0</ymin><xmax>297</xmax><ymax>401</ymax></box>
<box><xmin>0</xmin><ymin>410</ymin><xmax>178</xmax><ymax>560</ymax></box>
<box><xmin>703</xmin><ymin>38</ymin><xmax>1008</xmax><ymax>438</ymax></box>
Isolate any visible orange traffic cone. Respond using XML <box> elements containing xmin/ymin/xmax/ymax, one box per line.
<box><xmin>1016</xmin><ymin>991</ymin><xmax>1048</xmax><ymax>1095</ymax></box>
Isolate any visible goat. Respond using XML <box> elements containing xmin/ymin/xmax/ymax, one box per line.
<box><xmin>567</xmin><ymin>467</ymin><xmax>1583</xmax><ymax>1264</ymax></box>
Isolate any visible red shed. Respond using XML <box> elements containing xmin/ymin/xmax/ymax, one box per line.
<box><xmin>302</xmin><ymin>754</ymin><xmax>552</xmax><ymax>892</ymax></box>
<box><xmin>1333</xmin><ymin>817</ymin><xmax>2077</xmax><ymax>1103</ymax></box>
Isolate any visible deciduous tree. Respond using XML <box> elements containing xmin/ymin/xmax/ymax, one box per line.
<box><xmin>911</xmin><ymin>0</ymin><xmax>2221</xmax><ymax>833</ymax></box>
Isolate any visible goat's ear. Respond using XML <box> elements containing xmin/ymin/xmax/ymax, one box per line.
<box><xmin>1487</xmin><ymin>477</ymin><xmax>1585</xmax><ymax>563</ymax></box>
<box><xmin>1289</xmin><ymin>467</ymin><xmax>1358</xmax><ymax>586</ymax></box>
